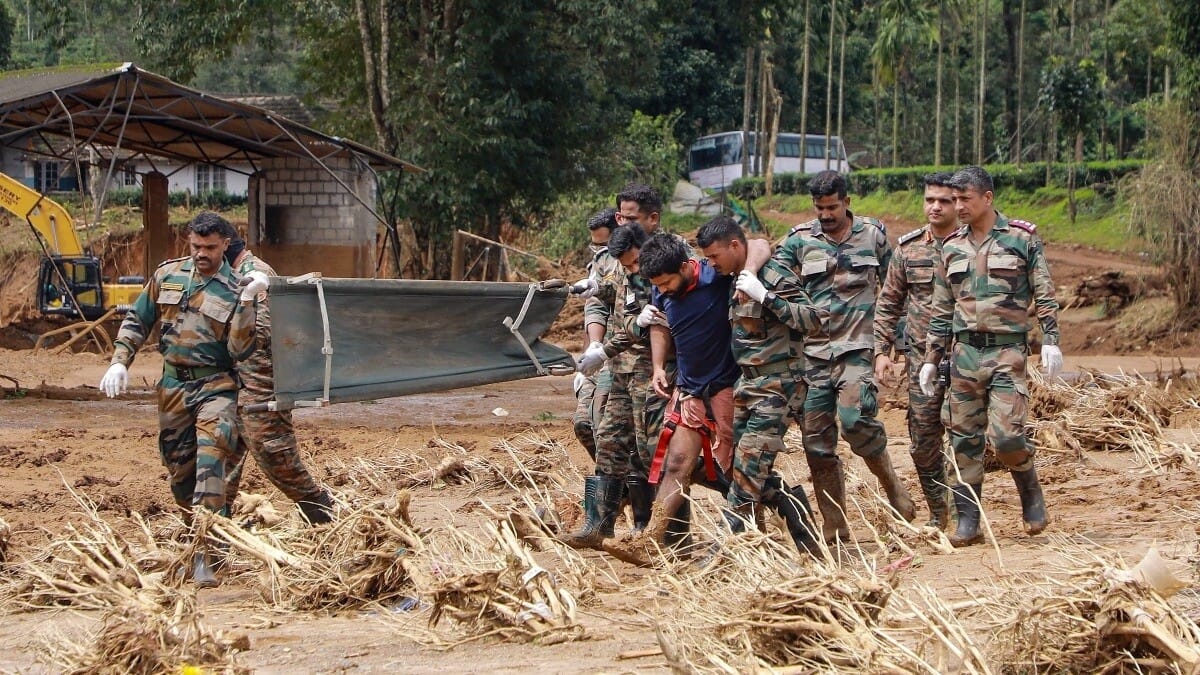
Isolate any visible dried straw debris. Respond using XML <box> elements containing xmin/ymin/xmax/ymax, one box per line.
<box><xmin>1030</xmin><ymin>371</ymin><xmax>1199</xmax><ymax>470</ymax></box>
<box><xmin>418</xmin><ymin>516</ymin><xmax>584</xmax><ymax>645</ymax></box>
<box><xmin>44</xmin><ymin>594</ymin><xmax>248</xmax><ymax>675</ymax></box>
<box><xmin>0</xmin><ymin>514</ymin><xmax>9</xmax><ymax>566</ymax></box>
<box><xmin>210</xmin><ymin>491</ymin><xmax>424</xmax><ymax>611</ymax></box>
<box><xmin>961</xmin><ymin>543</ymin><xmax>1200</xmax><ymax>673</ymax></box>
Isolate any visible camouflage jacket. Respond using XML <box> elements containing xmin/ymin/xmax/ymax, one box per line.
<box><xmin>599</xmin><ymin>268</ymin><xmax>653</xmax><ymax>373</ymax></box>
<box><xmin>772</xmin><ymin>213</ymin><xmax>891</xmax><ymax>360</ymax></box>
<box><xmin>582</xmin><ymin>247</ymin><xmax>621</xmax><ymax>338</ymax></box>
<box><xmin>925</xmin><ymin>212</ymin><xmax>1060</xmax><ymax>364</ymax></box>
<box><xmin>729</xmin><ymin>258</ymin><xmax>826</xmax><ymax>368</ymax></box>
<box><xmin>113</xmin><ymin>257</ymin><xmax>256</xmax><ymax>370</ymax></box>
<box><xmin>873</xmin><ymin>225</ymin><xmax>948</xmax><ymax>359</ymax></box>
<box><xmin>234</xmin><ymin>250</ymin><xmax>276</xmax><ymax>394</ymax></box>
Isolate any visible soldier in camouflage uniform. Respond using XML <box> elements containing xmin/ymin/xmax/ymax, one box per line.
<box><xmin>697</xmin><ymin>217</ymin><xmax>826</xmax><ymax>556</ymax></box>
<box><xmin>872</xmin><ymin>173</ymin><xmax>959</xmax><ymax>528</ymax></box>
<box><xmin>767</xmin><ymin>170</ymin><xmax>916</xmax><ymax>543</ymax></box>
<box><xmin>99</xmin><ymin>212</ymin><xmax>263</xmax><ymax>586</ymax></box>
<box><xmin>570</xmin><ymin>208</ymin><xmax>622</xmax><ymax>461</ymax></box>
<box><xmin>565</xmin><ymin>223</ymin><xmax>673</xmax><ymax>548</ymax></box>
<box><xmin>921</xmin><ymin>166</ymin><xmax>1062</xmax><ymax>547</ymax></box>
<box><xmin>208</xmin><ymin>216</ymin><xmax>335</xmax><ymax>526</ymax></box>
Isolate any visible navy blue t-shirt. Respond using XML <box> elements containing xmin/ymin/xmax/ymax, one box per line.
<box><xmin>652</xmin><ymin>259</ymin><xmax>740</xmax><ymax>395</ymax></box>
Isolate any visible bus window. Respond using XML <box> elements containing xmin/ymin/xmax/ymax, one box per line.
<box><xmin>688</xmin><ymin>134</ymin><xmax>743</xmax><ymax>172</ymax></box>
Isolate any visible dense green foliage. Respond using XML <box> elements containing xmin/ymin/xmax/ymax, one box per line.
<box><xmin>728</xmin><ymin>160</ymin><xmax>1146</xmax><ymax>199</ymax></box>
<box><xmin>1</xmin><ymin>0</ymin><xmax>1193</xmax><ymax>277</ymax></box>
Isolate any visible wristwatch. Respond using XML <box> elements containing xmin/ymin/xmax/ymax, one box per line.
<box><xmin>763</xmin><ymin>290</ymin><xmax>777</xmax><ymax>304</ymax></box>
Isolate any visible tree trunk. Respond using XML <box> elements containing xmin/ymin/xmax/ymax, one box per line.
<box><xmin>756</xmin><ymin>47</ymin><xmax>769</xmax><ymax>177</ymax></box>
<box><xmin>742</xmin><ymin>46</ymin><xmax>755</xmax><ymax>179</ymax></box>
<box><xmin>837</xmin><ymin>19</ymin><xmax>846</xmax><ymax>168</ymax></box>
<box><xmin>935</xmin><ymin>10</ymin><xmax>944</xmax><ymax>167</ymax></box>
<box><xmin>766</xmin><ymin>58</ymin><xmax>782</xmax><ymax>197</ymax></box>
<box><xmin>799</xmin><ymin>0</ymin><xmax>811</xmax><ymax>141</ymax></box>
<box><xmin>873</xmin><ymin>66</ymin><xmax>882</xmax><ymax>167</ymax></box>
<box><xmin>1003</xmin><ymin>0</ymin><xmax>1019</xmax><ymax>160</ymax></box>
<box><xmin>824</xmin><ymin>0</ymin><xmax>837</xmax><ymax>170</ymax></box>
<box><xmin>1015</xmin><ymin>0</ymin><xmax>1026</xmax><ymax>166</ymax></box>
<box><xmin>892</xmin><ymin>80</ymin><xmax>900</xmax><ymax>167</ymax></box>
<box><xmin>975</xmin><ymin>0</ymin><xmax>987</xmax><ymax>164</ymax></box>
<box><xmin>354</xmin><ymin>0</ymin><xmax>396</xmax><ymax>152</ymax></box>
<box><xmin>954</xmin><ymin>38</ymin><xmax>961</xmax><ymax>164</ymax></box>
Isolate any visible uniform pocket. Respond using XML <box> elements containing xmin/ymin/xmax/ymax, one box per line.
<box><xmin>156</xmin><ymin>290</ymin><xmax>184</xmax><ymax>306</ymax></box>
<box><xmin>905</xmin><ymin>263</ymin><xmax>935</xmax><ymax>284</ymax></box>
<box><xmin>200</xmin><ymin>295</ymin><xmax>234</xmax><ymax>323</ymax></box>
<box><xmin>987</xmin><ymin>254</ymin><xmax>1022</xmax><ymax>275</ymax></box>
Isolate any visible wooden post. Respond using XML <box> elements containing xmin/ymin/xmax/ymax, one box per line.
<box><xmin>450</xmin><ymin>230</ymin><xmax>466</xmax><ymax>281</ymax></box>
<box><xmin>142</xmin><ymin>171</ymin><xmax>170</xmax><ymax>277</ymax></box>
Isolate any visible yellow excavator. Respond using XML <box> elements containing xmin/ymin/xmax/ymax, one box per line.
<box><xmin>0</xmin><ymin>171</ymin><xmax>143</xmax><ymax>322</ymax></box>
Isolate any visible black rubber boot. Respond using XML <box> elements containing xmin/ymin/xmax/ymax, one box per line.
<box><xmin>562</xmin><ymin>475</ymin><xmax>621</xmax><ymax>549</ymax></box>
<box><xmin>297</xmin><ymin>490</ymin><xmax>335</xmax><ymax>525</ymax></box>
<box><xmin>765</xmin><ymin>476</ymin><xmax>821</xmax><ymax>558</ymax></box>
<box><xmin>949</xmin><ymin>482</ymin><xmax>984</xmax><ymax>547</ymax></box>
<box><xmin>916</xmin><ymin>467</ymin><xmax>950</xmax><ymax>529</ymax></box>
<box><xmin>625</xmin><ymin>476</ymin><xmax>654</xmax><ymax>533</ymax></box>
<box><xmin>1011</xmin><ymin>467</ymin><xmax>1048</xmax><ymax>535</ymax></box>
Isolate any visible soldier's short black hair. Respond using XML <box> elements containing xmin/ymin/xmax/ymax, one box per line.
<box><xmin>616</xmin><ymin>182</ymin><xmax>663</xmax><ymax>214</ymax></box>
<box><xmin>950</xmin><ymin>165</ymin><xmax>994</xmax><ymax>193</ymax></box>
<box><xmin>587</xmin><ymin>207</ymin><xmax>619</xmax><ymax>232</ymax></box>
<box><xmin>608</xmin><ymin>222</ymin><xmax>647</xmax><ymax>259</ymax></box>
<box><xmin>695</xmin><ymin>216</ymin><xmax>746</xmax><ymax>249</ymax></box>
<box><xmin>923</xmin><ymin>172</ymin><xmax>956</xmax><ymax>189</ymax></box>
<box><xmin>808</xmin><ymin>170</ymin><xmax>848</xmax><ymax>200</ymax></box>
<box><xmin>189</xmin><ymin>211</ymin><xmax>237</xmax><ymax>239</ymax></box>
<box><xmin>638</xmin><ymin>232</ymin><xmax>690</xmax><ymax>280</ymax></box>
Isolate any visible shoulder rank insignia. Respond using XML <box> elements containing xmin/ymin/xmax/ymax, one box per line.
<box><xmin>897</xmin><ymin>227</ymin><xmax>925</xmax><ymax>246</ymax></box>
<box><xmin>1009</xmin><ymin>219</ymin><xmax>1038</xmax><ymax>233</ymax></box>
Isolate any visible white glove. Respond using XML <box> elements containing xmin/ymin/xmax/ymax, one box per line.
<box><xmin>1041</xmin><ymin>344</ymin><xmax>1063</xmax><ymax>380</ymax></box>
<box><xmin>573</xmin><ymin>371</ymin><xmax>588</xmax><ymax>396</ymax></box>
<box><xmin>571</xmin><ymin>277</ymin><xmax>599</xmax><ymax>299</ymax></box>
<box><xmin>577</xmin><ymin>341</ymin><xmax>607</xmax><ymax>376</ymax></box>
<box><xmin>100</xmin><ymin>363</ymin><xmax>128</xmax><ymax>398</ymax></box>
<box><xmin>735</xmin><ymin>270</ymin><xmax>768</xmax><ymax>303</ymax></box>
<box><xmin>240</xmin><ymin>270</ymin><xmax>269</xmax><ymax>302</ymax></box>
<box><xmin>636</xmin><ymin>304</ymin><xmax>669</xmax><ymax>329</ymax></box>
<box><xmin>918</xmin><ymin>363</ymin><xmax>937</xmax><ymax>397</ymax></box>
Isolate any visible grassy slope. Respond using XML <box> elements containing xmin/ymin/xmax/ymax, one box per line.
<box><xmin>756</xmin><ymin>187</ymin><xmax>1136</xmax><ymax>252</ymax></box>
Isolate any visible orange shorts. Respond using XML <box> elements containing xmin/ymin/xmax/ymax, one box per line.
<box><xmin>668</xmin><ymin>386</ymin><xmax>735</xmax><ymax>472</ymax></box>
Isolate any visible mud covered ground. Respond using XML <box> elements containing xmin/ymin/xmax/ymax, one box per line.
<box><xmin>1</xmin><ymin>228</ymin><xmax>1199</xmax><ymax>672</ymax></box>
<box><xmin>1</xmin><ymin>345</ymin><xmax>1199</xmax><ymax>672</ymax></box>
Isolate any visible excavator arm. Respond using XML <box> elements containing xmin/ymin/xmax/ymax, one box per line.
<box><xmin>0</xmin><ymin>171</ymin><xmax>85</xmax><ymax>257</ymax></box>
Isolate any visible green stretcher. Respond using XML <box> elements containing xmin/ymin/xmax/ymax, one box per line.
<box><xmin>261</xmin><ymin>275</ymin><xmax>575</xmax><ymax>411</ymax></box>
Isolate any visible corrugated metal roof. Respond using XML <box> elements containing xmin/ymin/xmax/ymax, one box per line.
<box><xmin>0</xmin><ymin>63</ymin><xmax>421</xmax><ymax>173</ymax></box>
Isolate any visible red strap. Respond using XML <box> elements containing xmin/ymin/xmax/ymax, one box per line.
<box><xmin>648</xmin><ymin>407</ymin><xmax>719</xmax><ymax>484</ymax></box>
<box><xmin>648</xmin><ymin>410</ymin><xmax>680</xmax><ymax>485</ymax></box>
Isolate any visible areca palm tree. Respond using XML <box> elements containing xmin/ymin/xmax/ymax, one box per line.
<box><xmin>870</xmin><ymin>0</ymin><xmax>937</xmax><ymax>166</ymax></box>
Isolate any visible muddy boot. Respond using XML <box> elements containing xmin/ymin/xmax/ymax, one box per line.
<box><xmin>297</xmin><ymin>490</ymin><xmax>335</xmax><ymax>525</ymax></box>
<box><xmin>808</xmin><ymin>455</ymin><xmax>850</xmax><ymax>544</ymax></box>
<box><xmin>663</xmin><ymin>500</ymin><xmax>693</xmax><ymax>551</ymax></box>
<box><xmin>192</xmin><ymin>547</ymin><xmax>220</xmax><ymax>588</ymax></box>
<box><xmin>1011</xmin><ymin>467</ymin><xmax>1048</xmax><ymax>535</ymax></box>
<box><xmin>864</xmin><ymin>449</ymin><xmax>917</xmax><ymax>522</ymax></box>
<box><xmin>625</xmin><ymin>476</ymin><xmax>654</xmax><ymax>533</ymax></box>
<box><xmin>765</xmin><ymin>476</ymin><xmax>821</xmax><ymax>558</ymax></box>
<box><xmin>916</xmin><ymin>467</ymin><xmax>950</xmax><ymax>529</ymax></box>
<box><xmin>601</xmin><ymin>500</ymin><xmax>674</xmax><ymax>566</ymax></box>
<box><xmin>562</xmin><ymin>476</ymin><xmax>620</xmax><ymax>549</ymax></box>
<box><xmin>949</xmin><ymin>483</ymin><xmax>984</xmax><ymax>547</ymax></box>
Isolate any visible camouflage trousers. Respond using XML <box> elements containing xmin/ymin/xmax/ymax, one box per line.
<box><xmin>158</xmin><ymin>372</ymin><xmax>239</xmax><ymax>514</ymax></box>
<box><xmin>802</xmin><ymin>349</ymin><xmax>886</xmax><ymax>460</ymax></box>
<box><xmin>226</xmin><ymin>389</ymin><xmax>326</xmax><ymax>506</ymax></box>
<box><xmin>942</xmin><ymin>342</ymin><xmax>1035</xmax><ymax>485</ymax></box>
<box><xmin>594</xmin><ymin>361</ymin><xmax>672</xmax><ymax>479</ymax></box>
<box><xmin>728</xmin><ymin>368</ymin><xmax>807</xmax><ymax>508</ymax></box>
<box><xmin>572</xmin><ymin>366</ymin><xmax>611</xmax><ymax>460</ymax></box>
<box><xmin>905</xmin><ymin>344</ymin><xmax>949</xmax><ymax>483</ymax></box>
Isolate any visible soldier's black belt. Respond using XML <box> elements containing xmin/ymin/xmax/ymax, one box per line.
<box><xmin>955</xmin><ymin>331</ymin><xmax>1026</xmax><ymax>348</ymax></box>
<box><xmin>740</xmin><ymin>360</ymin><xmax>794</xmax><ymax>378</ymax></box>
<box><xmin>163</xmin><ymin>363</ymin><xmax>227</xmax><ymax>381</ymax></box>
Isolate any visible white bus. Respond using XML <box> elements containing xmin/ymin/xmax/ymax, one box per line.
<box><xmin>686</xmin><ymin>131</ymin><xmax>850</xmax><ymax>190</ymax></box>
